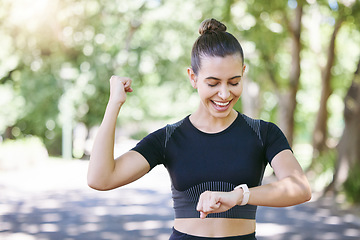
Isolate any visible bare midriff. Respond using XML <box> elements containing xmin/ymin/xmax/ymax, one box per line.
<box><xmin>174</xmin><ymin>218</ymin><xmax>256</xmax><ymax>237</ymax></box>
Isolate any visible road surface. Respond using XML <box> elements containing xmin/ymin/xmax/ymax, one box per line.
<box><xmin>0</xmin><ymin>158</ymin><xmax>359</xmax><ymax>240</ymax></box>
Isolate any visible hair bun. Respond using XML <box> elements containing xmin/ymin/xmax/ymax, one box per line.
<box><xmin>199</xmin><ymin>18</ymin><xmax>227</xmax><ymax>35</ymax></box>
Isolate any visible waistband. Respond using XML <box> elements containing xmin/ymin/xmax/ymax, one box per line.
<box><xmin>170</xmin><ymin>228</ymin><xmax>257</xmax><ymax>240</ymax></box>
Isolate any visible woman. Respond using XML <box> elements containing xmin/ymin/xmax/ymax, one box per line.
<box><xmin>87</xmin><ymin>18</ymin><xmax>311</xmax><ymax>240</ymax></box>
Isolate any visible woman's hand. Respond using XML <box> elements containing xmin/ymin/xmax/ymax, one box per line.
<box><xmin>196</xmin><ymin>189</ymin><xmax>243</xmax><ymax>219</ymax></box>
<box><xmin>109</xmin><ymin>75</ymin><xmax>133</xmax><ymax>106</ymax></box>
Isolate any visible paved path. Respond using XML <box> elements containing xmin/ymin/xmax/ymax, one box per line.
<box><xmin>0</xmin><ymin>159</ymin><xmax>359</xmax><ymax>240</ymax></box>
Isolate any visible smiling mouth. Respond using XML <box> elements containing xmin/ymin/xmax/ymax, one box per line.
<box><xmin>213</xmin><ymin>100</ymin><xmax>230</xmax><ymax>106</ymax></box>
<box><xmin>211</xmin><ymin>100</ymin><xmax>232</xmax><ymax>110</ymax></box>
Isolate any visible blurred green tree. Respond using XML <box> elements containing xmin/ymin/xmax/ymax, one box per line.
<box><xmin>326</xmin><ymin>57</ymin><xmax>360</xmax><ymax>203</ymax></box>
<box><xmin>307</xmin><ymin>0</ymin><xmax>360</xmax><ymax>187</ymax></box>
<box><xmin>0</xmin><ymin>0</ymin><xmax>201</xmax><ymax>154</ymax></box>
<box><xmin>311</xmin><ymin>0</ymin><xmax>360</xmax><ymax>159</ymax></box>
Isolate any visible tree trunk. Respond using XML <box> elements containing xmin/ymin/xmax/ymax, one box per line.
<box><xmin>4</xmin><ymin>126</ymin><xmax>14</xmax><ymax>140</ymax></box>
<box><xmin>311</xmin><ymin>18</ymin><xmax>343</xmax><ymax>158</ymax></box>
<box><xmin>277</xmin><ymin>4</ymin><xmax>303</xmax><ymax>147</ymax></box>
<box><xmin>325</xmin><ymin>58</ymin><xmax>360</xmax><ymax>196</ymax></box>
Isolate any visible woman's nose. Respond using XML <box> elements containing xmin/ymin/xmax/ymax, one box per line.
<box><xmin>218</xmin><ymin>85</ymin><xmax>230</xmax><ymax>100</ymax></box>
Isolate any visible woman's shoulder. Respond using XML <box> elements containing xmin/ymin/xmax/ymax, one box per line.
<box><xmin>166</xmin><ymin>116</ymin><xmax>187</xmax><ymax>129</ymax></box>
<box><xmin>238</xmin><ymin>113</ymin><xmax>278</xmax><ymax>129</ymax></box>
<box><xmin>237</xmin><ymin>113</ymin><xmax>287</xmax><ymax>145</ymax></box>
<box><xmin>164</xmin><ymin>116</ymin><xmax>188</xmax><ymax>142</ymax></box>
<box><xmin>141</xmin><ymin>116</ymin><xmax>189</xmax><ymax>141</ymax></box>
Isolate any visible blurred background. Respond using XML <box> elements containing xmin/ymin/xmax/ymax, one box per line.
<box><xmin>0</xmin><ymin>0</ymin><xmax>360</xmax><ymax>239</ymax></box>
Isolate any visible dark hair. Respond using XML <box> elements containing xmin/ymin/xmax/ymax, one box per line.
<box><xmin>191</xmin><ymin>18</ymin><xmax>244</xmax><ymax>75</ymax></box>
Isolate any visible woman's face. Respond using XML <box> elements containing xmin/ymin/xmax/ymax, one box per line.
<box><xmin>188</xmin><ymin>54</ymin><xmax>245</xmax><ymax>119</ymax></box>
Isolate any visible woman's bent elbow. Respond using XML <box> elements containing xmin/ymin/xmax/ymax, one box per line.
<box><xmin>298</xmin><ymin>176</ymin><xmax>312</xmax><ymax>203</ymax></box>
<box><xmin>292</xmin><ymin>174</ymin><xmax>312</xmax><ymax>204</ymax></box>
<box><xmin>87</xmin><ymin>176</ymin><xmax>112</xmax><ymax>191</ymax></box>
<box><xmin>87</xmin><ymin>182</ymin><xmax>113</xmax><ymax>191</ymax></box>
<box><xmin>303</xmin><ymin>185</ymin><xmax>312</xmax><ymax>202</ymax></box>
<box><xmin>87</xmin><ymin>174</ymin><xmax>127</xmax><ymax>191</ymax></box>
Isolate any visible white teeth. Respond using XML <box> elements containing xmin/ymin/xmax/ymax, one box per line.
<box><xmin>213</xmin><ymin>101</ymin><xmax>230</xmax><ymax>106</ymax></box>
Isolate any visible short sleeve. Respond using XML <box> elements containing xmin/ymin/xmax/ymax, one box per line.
<box><xmin>263</xmin><ymin>122</ymin><xmax>292</xmax><ymax>165</ymax></box>
<box><xmin>131</xmin><ymin>127</ymin><xmax>166</xmax><ymax>170</ymax></box>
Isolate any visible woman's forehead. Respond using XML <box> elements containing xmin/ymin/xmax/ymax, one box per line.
<box><xmin>201</xmin><ymin>54</ymin><xmax>243</xmax><ymax>65</ymax></box>
<box><xmin>199</xmin><ymin>55</ymin><xmax>244</xmax><ymax>74</ymax></box>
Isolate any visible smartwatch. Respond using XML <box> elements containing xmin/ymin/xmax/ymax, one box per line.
<box><xmin>234</xmin><ymin>184</ymin><xmax>250</xmax><ymax>205</ymax></box>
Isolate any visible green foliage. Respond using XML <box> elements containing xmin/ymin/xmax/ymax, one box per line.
<box><xmin>315</xmin><ymin>149</ymin><xmax>337</xmax><ymax>172</ymax></box>
<box><xmin>0</xmin><ymin>83</ymin><xmax>25</xmax><ymax>133</ymax></box>
<box><xmin>240</xmin><ymin>0</ymin><xmax>291</xmax><ymax>89</ymax></box>
<box><xmin>344</xmin><ymin>163</ymin><xmax>360</xmax><ymax>203</ymax></box>
<box><xmin>0</xmin><ymin>0</ymin><xmax>202</xmax><ymax>151</ymax></box>
<box><xmin>311</xmin><ymin>149</ymin><xmax>337</xmax><ymax>192</ymax></box>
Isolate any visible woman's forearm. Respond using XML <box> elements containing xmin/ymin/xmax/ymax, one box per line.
<box><xmin>87</xmin><ymin>101</ymin><xmax>122</xmax><ymax>189</ymax></box>
<box><xmin>196</xmin><ymin>172</ymin><xmax>311</xmax><ymax>218</ymax></box>
<box><xmin>247</xmin><ymin>172</ymin><xmax>311</xmax><ymax>207</ymax></box>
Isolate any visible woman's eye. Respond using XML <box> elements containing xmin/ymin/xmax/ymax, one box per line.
<box><xmin>207</xmin><ymin>81</ymin><xmax>240</xmax><ymax>87</ymax></box>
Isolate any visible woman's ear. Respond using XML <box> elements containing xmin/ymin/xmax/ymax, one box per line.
<box><xmin>187</xmin><ymin>68</ymin><xmax>197</xmax><ymax>89</ymax></box>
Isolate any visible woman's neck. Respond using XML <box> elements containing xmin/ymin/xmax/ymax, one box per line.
<box><xmin>189</xmin><ymin>109</ymin><xmax>238</xmax><ymax>134</ymax></box>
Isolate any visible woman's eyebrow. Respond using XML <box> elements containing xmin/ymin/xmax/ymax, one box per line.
<box><xmin>205</xmin><ymin>76</ymin><xmax>221</xmax><ymax>80</ymax></box>
<box><xmin>205</xmin><ymin>75</ymin><xmax>242</xmax><ymax>80</ymax></box>
<box><xmin>229</xmin><ymin>75</ymin><xmax>242</xmax><ymax>80</ymax></box>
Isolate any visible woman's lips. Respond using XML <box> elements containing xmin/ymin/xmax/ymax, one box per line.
<box><xmin>211</xmin><ymin>100</ymin><xmax>232</xmax><ymax>111</ymax></box>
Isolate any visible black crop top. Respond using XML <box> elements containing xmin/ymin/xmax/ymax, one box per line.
<box><xmin>131</xmin><ymin>113</ymin><xmax>292</xmax><ymax>219</ymax></box>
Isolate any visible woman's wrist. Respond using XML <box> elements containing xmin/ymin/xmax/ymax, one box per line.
<box><xmin>232</xmin><ymin>188</ymin><xmax>244</xmax><ymax>206</ymax></box>
<box><xmin>234</xmin><ymin>184</ymin><xmax>250</xmax><ymax>206</ymax></box>
<box><xmin>107</xmin><ymin>98</ymin><xmax>124</xmax><ymax>109</ymax></box>
<box><xmin>102</xmin><ymin>100</ymin><xmax>123</xmax><ymax>122</ymax></box>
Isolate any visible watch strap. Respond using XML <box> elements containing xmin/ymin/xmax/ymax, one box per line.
<box><xmin>234</xmin><ymin>184</ymin><xmax>250</xmax><ymax>205</ymax></box>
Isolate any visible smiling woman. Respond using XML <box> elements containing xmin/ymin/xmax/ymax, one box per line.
<box><xmin>88</xmin><ymin>18</ymin><xmax>311</xmax><ymax>240</ymax></box>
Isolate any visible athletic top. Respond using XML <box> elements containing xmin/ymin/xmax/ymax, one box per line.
<box><xmin>131</xmin><ymin>112</ymin><xmax>292</xmax><ymax>219</ymax></box>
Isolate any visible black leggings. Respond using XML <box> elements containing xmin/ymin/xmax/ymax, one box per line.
<box><xmin>169</xmin><ymin>228</ymin><xmax>257</xmax><ymax>240</ymax></box>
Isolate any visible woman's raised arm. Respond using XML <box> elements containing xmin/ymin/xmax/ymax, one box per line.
<box><xmin>87</xmin><ymin>76</ymin><xmax>150</xmax><ymax>191</ymax></box>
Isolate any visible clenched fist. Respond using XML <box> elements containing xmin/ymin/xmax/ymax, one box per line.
<box><xmin>109</xmin><ymin>75</ymin><xmax>133</xmax><ymax>106</ymax></box>
<box><xmin>196</xmin><ymin>189</ymin><xmax>243</xmax><ymax>219</ymax></box>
